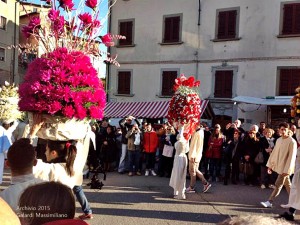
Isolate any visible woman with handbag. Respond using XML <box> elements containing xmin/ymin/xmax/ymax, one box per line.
<box><xmin>242</xmin><ymin>129</ymin><xmax>261</xmax><ymax>185</ymax></box>
<box><xmin>160</xmin><ymin>126</ymin><xmax>177</xmax><ymax>178</ymax></box>
<box><xmin>259</xmin><ymin>128</ymin><xmax>276</xmax><ymax>189</ymax></box>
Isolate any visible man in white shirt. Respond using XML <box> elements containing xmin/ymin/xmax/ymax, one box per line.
<box><xmin>0</xmin><ymin>138</ymin><xmax>43</xmax><ymax>211</ymax></box>
<box><xmin>186</xmin><ymin>124</ymin><xmax>211</xmax><ymax>193</ymax></box>
<box><xmin>260</xmin><ymin>122</ymin><xmax>297</xmax><ymax>208</ymax></box>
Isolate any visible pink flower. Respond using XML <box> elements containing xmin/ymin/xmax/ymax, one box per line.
<box><xmin>48</xmin><ymin>9</ymin><xmax>60</xmax><ymax>21</ymax></box>
<box><xmin>22</xmin><ymin>16</ymin><xmax>41</xmax><ymax>38</ymax></box>
<box><xmin>85</xmin><ymin>0</ymin><xmax>98</xmax><ymax>9</ymax></box>
<box><xmin>101</xmin><ymin>33</ymin><xmax>114</xmax><ymax>47</ymax></box>
<box><xmin>19</xmin><ymin>48</ymin><xmax>106</xmax><ymax>119</ymax></box>
<box><xmin>78</xmin><ymin>13</ymin><xmax>93</xmax><ymax>28</ymax></box>
<box><xmin>58</xmin><ymin>0</ymin><xmax>75</xmax><ymax>11</ymax></box>
<box><xmin>53</xmin><ymin>16</ymin><xmax>65</xmax><ymax>35</ymax></box>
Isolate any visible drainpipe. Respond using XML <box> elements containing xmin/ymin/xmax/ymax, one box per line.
<box><xmin>12</xmin><ymin>0</ymin><xmax>18</xmax><ymax>83</ymax></box>
<box><xmin>106</xmin><ymin>0</ymin><xmax>113</xmax><ymax>103</ymax></box>
<box><xmin>195</xmin><ymin>0</ymin><xmax>201</xmax><ymax>81</ymax></box>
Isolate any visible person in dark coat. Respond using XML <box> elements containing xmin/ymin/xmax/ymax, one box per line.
<box><xmin>259</xmin><ymin>128</ymin><xmax>276</xmax><ymax>189</ymax></box>
<box><xmin>242</xmin><ymin>130</ymin><xmax>261</xmax><ymax>185</ymax></box>
<box><xmin>223</xmin><ymin>129</ymin><xmax>244</xmax><ymax>185</ymax></box>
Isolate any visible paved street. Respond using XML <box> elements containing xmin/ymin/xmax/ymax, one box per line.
<box><xmin>1</xmin><ymin>169</ymin><xmax>299</xmax><ymax>225</ymax></box>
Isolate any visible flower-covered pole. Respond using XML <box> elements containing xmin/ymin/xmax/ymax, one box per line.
<box><xmin>290</xmin><ymin>86</ymin><xmax>300</xmax><ymax>124</ymax></box>
<box><xmin>167</xmin><ymin>74</ymin><xmax>201</xmax><ymax>139</ymax></box>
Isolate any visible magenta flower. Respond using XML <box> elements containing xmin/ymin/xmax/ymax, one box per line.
<box><xmin>58</xmin><ymin>0</ymin><xmax>75</xmax><ymax>11</ymax></box>
<box><xmin>85</xmin><ymin>0</ymin><xmax>98</xmax><ymax>9</ymax></box>
<box><xmin>48</xmin><ymin>9</ymin><xmax>60</xmax><ymax>21</ymax></box>
<box><xmin>101</xmin><ymin>33</ymin><xmax>114</xmax><ymax>47</ymax></box>
<box><xmin>78</xmin><ymin>13</ymin><xmax>93</xmax><ymax>28</ymax></box>
<box><xmin>21</xmin><ymin>16</ymin><xmax>41</xmax><ymax>38</ymax></box>
<box><xmin>19</xmin><ymin>48</ymin><xmax>106</xmax><ymax>120</ymax></box>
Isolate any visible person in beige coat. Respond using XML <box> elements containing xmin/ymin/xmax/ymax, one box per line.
<box><xmin>260</xmin><ymin>122</ymin><xmax>297</xmax><ymax>208</ymax></box>
<box><xmin>186</xmin><ymin>124</ymin><xmax>211</xmax><ymax>193</ymax></box>
<box><xmin>279</xmin><ymin>121</ymin><xmax>300</xmax><ymax>221</ymax></box>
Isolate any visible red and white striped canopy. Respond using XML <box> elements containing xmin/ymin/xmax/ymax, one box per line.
<box><xmin>104</xmin><ymin>100</ymin><xmax>209</xmax><ymax>119</ymax></box>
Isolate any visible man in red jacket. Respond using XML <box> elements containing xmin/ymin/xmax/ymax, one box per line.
<box><xmin>143</xmin><ymin>123</ymin><xmax>158</xmax><ymax>176</ymax></box>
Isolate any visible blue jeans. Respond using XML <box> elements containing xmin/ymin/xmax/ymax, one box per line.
<box><xmin>118</xmin><ymin>144</ymin><xmax>128</xmax><ymax>172</ymax></box>
<box><xmin>73</xmin><ymin>185</ymin><xmax>92</xmax><ymax>214</ymax></box>
<box><xmin>128</xmin><ymin>150</ymin><xmax>140</xmax><ymax>172</ymax></box>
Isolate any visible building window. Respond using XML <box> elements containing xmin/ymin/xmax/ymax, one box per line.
<box><xmin>117</xmin><ymin>71</ymin><xmax>131</xmax><ymax>95</ymax></box>
<box><xmin>162</xmin><ymin>14</ymin><xmax>182</xmax><ymax>43</ymax></box>
<box><xmin>161</xmin><ymin>71</ymin><xmax>177</xmax><ymax>96</ymax></box>
<box><xmin>281</xmin><ymin>3</ymin><xmax>300</xmax><ymax>35</ymax></box>
<box><xmin>0</xmin><ymin>48</ymin><xmax>4</xmax><ymax>61</ymax></box>
<box><xmin>216</xmin><ymin>9</ymin><xmax>239</xmax><ymax>40</ymax></box>
<box><xmin>214</xmin><ymin>70</ymin><xmax>233</xmax><ymax>98</ymax></box>
<box><xmin>118</xmin><ymin>19</ymin><xmax>134</xmax><ymax>46</ymax></box>
<box><xmin>279</xmin><ymin>68</ymin><xmax>300</xmax><ymax>95</ymax></box>
<box><xmin>0</xmin><ymin>16</ymin><xmax>7</xmax><ymax>30</ymax></box>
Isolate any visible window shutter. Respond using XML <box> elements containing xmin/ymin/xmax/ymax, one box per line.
<box><xmin>291</xmin><ymin>69</ymin><xmax>300</xmax><ymax>94</ymax></box>
<box><xmin>217</xmin><ymin>11</ymin><xmax>227</xmax><ymax>39</ymax></box>
<box><xmin>227</xmin><ymin>11</ymin><xmax>237</xmax><ymax>38</ymax></box>
<box><xmin>279</xmin><ymin>69</ymin><xmax>291</xmax><ymax>95</ymax></box>
<box><xmin>295</xmin><ymin>4</ymin><xmax>300</xmax><ymax>34</ymax></box>
<box><xmin>282</xmin><ymin>3</ymin><xmax>300</xmax><ymax>35</ymax></box>
<box><xmin>119</xmin><ymin>21</ymin><xmax>133</xmax><ymax>45</ymax></box>
<box><xmin>214</xmin><ymin>71</ymin><xmax>233</xmax><ymax>98</ymax></box>
<box><xmin>118</xmin><ymin>72</ymin><xmax>131</xmax><ymax>95</ymax></box>
<box><xmin>278</xmin><ymin>69</ymin><xmax>300</xmax><ymax>96</ymax></box>
<box><xmin>282</xmin><ymin>4</ymin><xmax>294</xmax><ymax>34</ymax></box>
<box><xmin>164</xmin><ymin>17</ymin><xmax>172</xmax><ymax>42</ymax></box>
<box><xmin>217</xmin><ymin>10</ymin><xmax>237</xmax><ymax>39</ymax></box>
<box><xmin>172</xmin><ymin>16</ymin><xmax>180</xmax><ymax>42</ymax></box>
<box><xmin>164</xmin><ymin>16</ymin><xmax>180</xmax><ymax>43</ymax></box>
<box><xmin>162</xmin><ymin>71</ymin><xmax>177</xmax><ymax>96</ymax></box>
<box><xmin>224</xmin><ymin>71</ymin><xmax>233</xmax><ymax>97</ymax></box>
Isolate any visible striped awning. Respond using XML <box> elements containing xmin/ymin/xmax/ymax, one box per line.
<box><xmin>104</xmin><ymin>100</ymin><xmax>210</xmax><ymax>119</ymax></box>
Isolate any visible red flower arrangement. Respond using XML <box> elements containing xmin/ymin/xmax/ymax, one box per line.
<box><xmin>167</xmin><ymin>74</ymin><xmax>201</xmax><ymax>137</ymax></box>
<box><xmin>18</xmin><ymin>48</ymin><xmax>106</xmax><ymax>120</ymax></box>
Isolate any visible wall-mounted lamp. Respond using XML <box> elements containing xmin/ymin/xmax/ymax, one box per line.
<box><xmin>283</xmin><ymin>108</ymin><xmax>287</xmax><ymax>113</ymax></box>
<box><xmin>233</xmin><ymin>101</ymin><xmax>237</xmax><ymax>105</ymax></box>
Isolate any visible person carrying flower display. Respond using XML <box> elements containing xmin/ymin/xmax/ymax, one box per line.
<box><xmin>167</xmin><ymin>74</ymin><xmax>201</xmax><ymax>140</ymax></box>
<box><xmin>18</xmin><ymin>0</ymin><xmax>124</xmax><ymax>220</ymax></box>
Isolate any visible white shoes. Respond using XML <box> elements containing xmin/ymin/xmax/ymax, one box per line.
<box><xmin>151</xmin><ymin>170</ymin><xmax>157</xmax><ymax>176</ymax></box>
<box><xmin>260</xmin><ymin>201</ymin><xmax>272</xmax><ymax>208</ymax></box>
<box><xmin>145</xmin><ymin>170</ymin><xmax>149</xmax><ymax>176</ymax></box>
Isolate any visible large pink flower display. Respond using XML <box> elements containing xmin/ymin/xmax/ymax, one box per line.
<box><xmin>19</xmin><ymin>48</ymin><xmax>106</xmax><ymax>120</ymax></box>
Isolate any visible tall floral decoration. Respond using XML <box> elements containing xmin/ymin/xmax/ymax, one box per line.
<box><xmin>18</xmin><ymin>0</ymin><xmax>124</xmax><ymax>120</ymax></box>
<box><xmin>167</xmin><ymin>74</ymin><xmax>201</xmax><ymax>139</ymax></box>
<box><xmin>290</xmin><ymin>86</ymin><xmax>300</xmax><ymax>123</ymax></box>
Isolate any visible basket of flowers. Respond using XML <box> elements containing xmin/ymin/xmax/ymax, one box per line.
<box><xmin>18</xmin><ymin>0</ymin><xmax>124</xmax><ymax>140</ymax></box>
<box><xmin>167</xmin><ymin>74</ymin><xmax>201</xmax><ymax>137</ymax></box>
<box><xmin>0</xmin><ymin>82</ymin><xmax>24</xmax><ymax>124</ymax></box>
